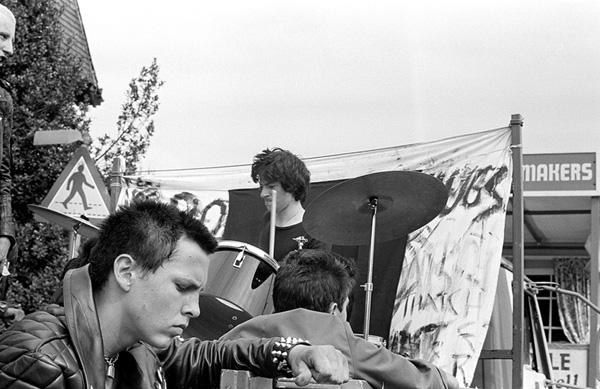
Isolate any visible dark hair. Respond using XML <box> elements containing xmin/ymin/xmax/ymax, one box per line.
<box><xmin>251</xmin><ymin>147</ymin><xmax>310</xmax><ymax>202</ymax></box>
<box><xmin>273</xmin><ymin>249</ymin><xmax>357</xmax><ymax>313</ymax></box>
<box><xmin>88</xmin><ymin>200</ymin><xmax>218</xmax><ymax>291</ymax></box>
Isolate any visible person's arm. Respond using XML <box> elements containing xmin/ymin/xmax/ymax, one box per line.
<box><xmin>0</xmin><ymin>326</ymin><xmax>81</xmax><ymax>388</ymax></box>
<box><xmin>0</xmin><ymin>301</ymin><xmax>24</xmax><ymax>325</ymax></box>
<box><xmin>0</xmin><ymin>349</ymin><xmax>73</xmax><ymax>388</ymax></box>
<box><xmin>159</xmin><ymin>336</ymin><xmax>348</xmax><ymax>388</ymax></box>
<box><xmin>344</xmin><ymin>324</ymin><xmax>458</xmax><ymax>389</ymax></box>
<box><xmin>0</xmin><ymin>87</ymin><xmax>16</xmax><ymax>255</ymax></box>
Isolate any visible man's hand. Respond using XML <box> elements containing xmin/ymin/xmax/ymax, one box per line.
<box><xmin>287</xmin><ymin>345</ymin><xmax>349</xmax><ymax>386</ymax></box>
<box><xmin>1</xmin><ymin>306</ymin><xmax>24</xmax><ymax>325</ymax></box>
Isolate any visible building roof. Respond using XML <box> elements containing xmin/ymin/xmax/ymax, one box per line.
<box><xmin>57</xmin><ymin>0</ymin><xmax>103</xmax><ymax>106</ymax></box>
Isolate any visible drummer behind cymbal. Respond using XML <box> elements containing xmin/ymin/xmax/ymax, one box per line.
<box><xmin>251</xmin><ymin>147</ymin><xmax>330</xmax><ymax>262</ymax></box>
<box><xmin>221</xmin><ymin>249</ymin><xmax>460</xmax><ymax>389</ymax></box>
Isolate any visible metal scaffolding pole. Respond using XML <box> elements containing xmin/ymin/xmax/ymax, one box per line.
<box><xmin>510</xmin><ymin>114</ymin><xmax>525</xmax><ymax>389</ymax></box>
<box><xmin>588</xmin><ymin>197</ymin><xmax>599</xmax><ymax>388</ymax></box>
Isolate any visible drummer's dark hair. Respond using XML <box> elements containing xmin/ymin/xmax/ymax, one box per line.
<box><xmin>251</xmin><ymin>147</ymin><xmax>311</xmax><ymax>202</ymax></box>
<box><xmin>273</xmin><ymin>249</ymin><xmax>357</xmax><ymax>314</ymax></box>
<box><xmin>88</xmin><ymin>200</ymin><xmax>218</xmax><ymax>291</ymax></box>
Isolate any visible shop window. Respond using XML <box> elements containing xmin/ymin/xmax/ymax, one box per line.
<box><xmin>527</xmin><ymin>274</ymin><xmax>569</xmax><ymax>343</ymax></box>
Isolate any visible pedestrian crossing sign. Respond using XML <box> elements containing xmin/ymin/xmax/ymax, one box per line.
<box><xmin>41</xmin><ymin>146</ymin><xmax>110</xmax><ymax>224</ymax></box>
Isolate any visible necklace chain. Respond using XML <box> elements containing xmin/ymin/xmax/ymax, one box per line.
<box><xmin>281</xmin><ymin>207</ymin><xmax>301</xmax><ymax>227</ymax></box>
<box><xmin>104</xmin><ymin>354</ymin><xmax>119</xmax><ymax>365</ymax></box>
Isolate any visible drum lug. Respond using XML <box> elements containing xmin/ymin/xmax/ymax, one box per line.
<box><xmin>233</xmin><ymin>248</ymin><xmax>246</xmax><ymax>268</ymax></box>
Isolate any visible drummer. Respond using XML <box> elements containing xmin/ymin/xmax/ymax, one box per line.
<box><xmin>251</xmin><ymin>147</ymin><xmax>330</xmax><ymax>261</ymax></box>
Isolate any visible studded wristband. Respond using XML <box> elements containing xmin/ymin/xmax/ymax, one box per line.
<box><xmin>271</xmin><ymin>337</ymin><xmax>311</xmax><ymax>376</ymax></box>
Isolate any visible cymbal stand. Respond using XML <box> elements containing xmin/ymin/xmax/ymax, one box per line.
<box><xmin>363</xmin><ymin>196</ymin><xmax>378</xmax><ymax>340</ymax></box>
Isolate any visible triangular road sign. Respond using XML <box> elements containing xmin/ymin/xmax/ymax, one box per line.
<box><xmin>41</xmin><ymin>146</ymin><xmax>110</xmax><ymax>225</ymax></box>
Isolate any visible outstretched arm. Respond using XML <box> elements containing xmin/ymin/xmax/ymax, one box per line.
<box><xmin>159</xmin><ymin>336</ymin><xmax>349</xmax><ymax>388</ymax></box>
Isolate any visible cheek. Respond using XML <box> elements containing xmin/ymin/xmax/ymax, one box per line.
<box><xmin>280</xmin><ymin>193</ymin><xmax>294</xmax><ymax>205</ymax></box>
<box><xmin>138</xmin><ymin>287</ymin><xmax>176</xmax><ymax>315</ymax></box>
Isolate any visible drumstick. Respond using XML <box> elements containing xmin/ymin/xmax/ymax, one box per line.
<box><xmin>269</xmin><ymin>189</ymin><xmax>277</xmax><ymax>258</ymax></box>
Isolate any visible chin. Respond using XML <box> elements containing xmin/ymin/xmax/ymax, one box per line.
<box><xmin>146</xmin><ymin>335</ymin><xmax>175</xmax><ymax>350</ymax></box>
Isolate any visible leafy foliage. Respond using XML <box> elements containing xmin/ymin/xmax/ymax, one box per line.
<box><xmin>93</xmin><ymin>58</ymin><xmax>163</xmax><ymax>177</ymax></box>
<box><xmin>0</xmin><ymin>0</ymin><xmax>92</xmax><ymax>322</ymax></box>
<box><xmin>0</xmin><ymin>0</ymin><xmax>161</xmax><ymax>330</ymax></box>
<box><xmin>3</xmin><ymin>0</ymin><xmax>91</xmax><ymax>221</ymax></box>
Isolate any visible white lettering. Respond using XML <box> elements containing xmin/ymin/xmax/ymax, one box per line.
<box><xmin>523</xmin><ymin>164</ymin><xmax>536</xmax><ymax>181</ymax></box>
<box><xmin>548</xmin><ymin>164</ymin><xmax>560</xmax><ymax>181</ymax></box>
<box><xmin>538</xmin><ymin>164</ymin><xmax>548</xmax><ymax>181</ymax></box>
<box><xmin>571</xmin><ymin>163</ymin><xmax>581</xmax><ymax>180</ymax></box>
<box><xmin>524</xmin><ymin>162</ymin><xmax>594</xmax><ymax>182</ymax></box>
<box><xmin>560</xmin><ymin>164</ymin><xmax>570</xmax><ymax>181</ymax></box>
<box><xmin>582</xmin><ymin>163</ymin><xmax>593</xmax><ymax>181</ymax></box>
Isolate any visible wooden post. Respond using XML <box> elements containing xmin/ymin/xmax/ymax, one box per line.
<box><xmin>269</xmin><ymin>190</ymin><xmax>277</xmax><ymax>258</ymax></box>
<box><xmin>510</xmin><ymin>114</ymin><xmax>525</xmax><ymax>389</ymax></box>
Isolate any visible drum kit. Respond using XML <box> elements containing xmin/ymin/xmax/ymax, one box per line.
<box><xmin>29</xmin><ymin>170</ymin><xmax>448</xmax><ymax>342</ymax></box>
<box><xmin>186</xmin><ymin>170</ymin><xmax>448</xmax><ymax>340</ymax></box>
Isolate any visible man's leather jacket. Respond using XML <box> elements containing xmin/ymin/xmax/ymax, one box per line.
<box><xmin>0</xmin><ymin>81</ymin><xmax>15</xmax><ymax>249</ymax></box>
<box><xmin>0</xmin><ymin>266</ymin><xmax>283</xmax><ymax>388</ymax></box>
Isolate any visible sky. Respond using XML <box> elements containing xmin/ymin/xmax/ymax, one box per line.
<box><xmin>78</xmin><ymin>0</ymin><xmax>600</xmax><ymax>173</ymax></box>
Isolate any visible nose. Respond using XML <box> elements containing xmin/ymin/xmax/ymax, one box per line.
<box><xmin>1</xmin><ymin>40</ymin><xmax>13</xmax><ymax>57</ymax></box>
<box><xmin>260</xmin><ymin>186</ymin><xmax>271</xmax><ymax>199</ymax></box>
<box><xmin>183</xmin><ymin>296</ymin><xmax>201</xmax><ymax>318</ymax></box>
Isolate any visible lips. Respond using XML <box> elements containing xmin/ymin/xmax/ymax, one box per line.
<box><xmin>174</xmin><ymin>323</ymin><xmax>188</xmax><ymax>333</ymax></box>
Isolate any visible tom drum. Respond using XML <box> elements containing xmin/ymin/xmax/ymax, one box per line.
<box><xmin>184</xmin><ymin>240</ymin><xmax>279</xmax><ymax>340</ymax></box>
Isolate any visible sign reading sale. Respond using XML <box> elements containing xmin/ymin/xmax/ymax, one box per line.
<box><xmin>548</xmin><ymin>346</ymin><xmax>587</xmax><ymax>387</ymax></box>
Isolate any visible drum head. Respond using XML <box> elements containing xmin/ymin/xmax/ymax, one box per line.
<box><xmin>184</xmin><ymin>296</ymin><xmax>253</xmax><ymax>340</ymax></box>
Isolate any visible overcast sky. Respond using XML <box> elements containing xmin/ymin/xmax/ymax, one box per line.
<box><xmin>78</xmin><ymin>0</ymin><xmax>600</xmax><ymax>172</ymax></box>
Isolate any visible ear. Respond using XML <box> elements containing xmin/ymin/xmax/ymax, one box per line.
<box><xmin>114</xmin><ymin>254</ymin><xmax>136</xmax><ymax>292</ymax></box>
<box><xmin>327</xmin><ymin>302</ymin><xmax>339</xmax><ymax>315</ymax></box>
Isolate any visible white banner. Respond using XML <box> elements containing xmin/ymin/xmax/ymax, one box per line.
<box><xmin>388</xmin><ymin>128</ymin><xmax>512</xmax><ymax>387</ymax></box>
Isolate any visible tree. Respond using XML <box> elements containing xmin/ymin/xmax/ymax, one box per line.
<box><xmin>92</xmin><ymin>58</ymin><xmax>163</xmax><ymax>178</ymax></box>
<box><xmin>0</xmin><ymin>1</ymin><xmax>162</xmax><ymax>331</ymax></box>
<box><xmin>1</xmin><ymin>0</ymin><xmax>93</xmax><ymax>324</ymax></box>
<box><xmin>5</xmin><ymin>0</ymin><xmax>92</xmax><ymax>219</ymax></box>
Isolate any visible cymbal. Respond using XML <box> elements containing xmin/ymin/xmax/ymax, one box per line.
<box><xmin>28</xmin><ymin>204</ymin><xmax>100</xmax><ymax>239</ymax></box>
<box><xmin>303</xmin><ymin>171</ymin><xmax>448</xmax><ymax>246</ymax></box>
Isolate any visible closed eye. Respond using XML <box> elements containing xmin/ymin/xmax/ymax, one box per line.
<box><xmin>176</xmin><ymin>283</ymin><xmax>202</xmax><ymax>293</ymax></box>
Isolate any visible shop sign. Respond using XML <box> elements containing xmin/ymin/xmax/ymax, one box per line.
<box><xmin>548</xmin><ymin>345</ymin><xmax>587</xmax><ymax>387</ymax></box>
<box><xmin>523</xmin><ymin>153</ymin><xmax>596</xmax><ymax>191</ymax></box>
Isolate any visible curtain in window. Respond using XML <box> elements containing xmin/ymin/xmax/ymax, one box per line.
<box><xmin>554</xmin><ymin>257</ymin><xmax>590</xmax><ymax>344</ymax></box>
